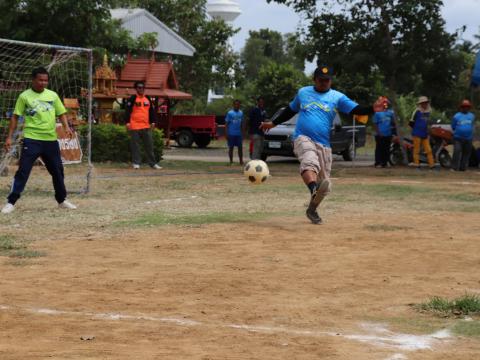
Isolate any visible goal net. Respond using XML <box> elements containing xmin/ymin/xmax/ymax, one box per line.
<box><xmin>0</xmin><ymin>38</ymin><xmax>93</xmax><ymax>195</ymax></box>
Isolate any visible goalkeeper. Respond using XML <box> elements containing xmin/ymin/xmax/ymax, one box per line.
<box><xmin>1</xmin><ymin>67</ymin><xmax>77</xmax><ymax>214</ymax></box>
<box><xmin>260</xmin><ymin>65</ymin><xmax>385</xmax><ymax>224</ymax></box>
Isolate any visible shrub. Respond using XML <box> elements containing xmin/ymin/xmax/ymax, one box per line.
<box><xmin>79</xmin><ymin>124</ymin><xmax>164</xmax><ymax>163</ymax></box>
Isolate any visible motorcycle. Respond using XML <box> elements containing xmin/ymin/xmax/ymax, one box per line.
<box><xmin>389</xmin><ymin>123</ymin><xmax>453</xmax><ymax>168</ymax></box>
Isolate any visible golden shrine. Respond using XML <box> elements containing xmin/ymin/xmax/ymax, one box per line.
<box><xmin>94</xmin><ymin>54</ymin><xmax>117</xmax><ymax>96</ymax></box>
<box><xmin>92</xmin><ymin>54</ymin><xmax>119</xmax><ymax>123</ymax></box>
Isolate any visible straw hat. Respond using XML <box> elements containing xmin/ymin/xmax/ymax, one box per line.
<box><xmin>417</xmin><ymin>96</ymin><xmax>429</xmax><ymax>104</ymax></box>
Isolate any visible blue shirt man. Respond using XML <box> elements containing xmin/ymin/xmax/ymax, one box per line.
<box><xmin>451</xmin><ymin>100</ymin><xmax>475</xmax><ymax>171</ymax></box>
<box><xmin>373</xmin><ymin>110</ymin><xmax>395</xmax><ymax>137</ymax></box>
<box><xmin>225</xmin><ymin>109</ymin><xmax>243</xmax><ymax>136</ymax></box>
<box><xmin>260</xmin><ymin>65</ymin><xmax>385</xmax><ymax>225</ymax></box>
<box><xmin>225</xmin><ymin>99</ymin><xmax>244</xmax><ymax>165</ymax></box>
<box><xmin>290</xmin><ymin>86</ymin><xmax>358</xmax><ymax>147</ymax></box>
<box><xmin>452</xmin><ymin>111</ymin><xmax>475</xmax><ymax>141</ymax></box>
<box><xmin>373</xmin><ymin>105</ymin><xmax>396</xmax><ymax>167</ymax></box>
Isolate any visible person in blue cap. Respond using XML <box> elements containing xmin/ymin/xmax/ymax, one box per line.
<box><xmin>260</xmin><ymin>65</ymin><xmax>385</xmax><ymax>225</ymax></box>
<box><xmin>451</xmin><ymin>99</ymin><xmax>475</xmax><ymax>171</ymax></box>
<box><xmin>373</xmin><ymin>97</ymin><xmax>397</xmax><ymax>167</ymax></box>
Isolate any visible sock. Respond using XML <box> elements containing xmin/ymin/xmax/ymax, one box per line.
<box><xmin>307</xmin><ymin>181</ymin><xmax>317</xmax><ymax>194</ymax></box>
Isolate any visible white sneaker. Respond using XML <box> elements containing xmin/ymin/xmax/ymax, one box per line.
<box><xmin>133</xmin><ymin>164</ymin><xmax>140</xmax><ymax>169</ymax></box>
<box><xmin>151</xmin><ymin>164</ymin><xmax>162</xmax><ymax>169</ymax></box>
<box><xmin>1</xmin><ymin>203</ymin><xmax>15</xmax><ymax>214</ymax></box>
<box><xmin>58</xmin><ymin>200</ymin><xmax>77</xmax><ymax>210</ymax></box>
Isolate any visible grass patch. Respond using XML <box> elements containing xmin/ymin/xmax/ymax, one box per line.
<box><xmin>452</xmin><ymin>320</ymin><xmax>480</xmax><ymax>337</ymax></box>
<box><xmin>416</xmin><ymin>294</ymin><xmax>480</xmax><ymax>316</ymax></box>
<box><xmin>164</xmin><ymin>180</ymin><xmax>192</xmax><ymax>190</ymax></box>
<box><xmin>232</xmin><ymin>183</ymin><xmax>305</xmax><ymax>195</ymax></box>
<box><xmin>442</xmin><ymin>192</ymin><xmax>479</xmax><ymax>203</ymax></box>
<box><xmin>120</xmin><ymin>211</ymin><xmax>269</xmax><ymax>227</ymax></box>
<box><xmin>452</xmin><ymin>205</ymin><xmax>480</xmax><ymax>213</ymax></box>
<box><xmin>160</xmin><ymin>160</ymin><xmax>233</xmax><ymax>172</ymax></box>
<box><xmin>365</xmin><ymin>316</ymin><xmax>448</xmax><ymax>335</ymax></box>
<box><xmin>364</xmin><ymin>224</ymin><xmax>411</xmax><ymax>232</ymax></box>
<box><xmin>10</xmin><ymin>249</ymin><xmax>46</xmax><ymax>258</ymax></box>
<box><xmin>355</xmin><ymin>184</ymin><xmax>435</xmax><ymax>199</ymax></box>
<box><xmin>0</xmin><ymin>235</ymin><xmax>46</xmax><ymax>259</ymax></box>
<box><xmin>0</xmin><ymin>235</ymin><xmax>21</xmax><ymax>254</ymax></box>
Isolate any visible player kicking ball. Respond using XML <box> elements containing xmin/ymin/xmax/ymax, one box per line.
<box><xmin>1</xmin><ymin>67</ymin><xmax>77</xmax><ymax>214</ymax></box>
<box><xmin>260</xmin><ymin>65</ymin><xmax>385</xmax><ymax>224</ymax></box>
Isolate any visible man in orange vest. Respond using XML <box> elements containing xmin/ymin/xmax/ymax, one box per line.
<box><xmin>125</xmin><ymin>81</ymin><xmax>162</xmax><ymax>169</ymax></box>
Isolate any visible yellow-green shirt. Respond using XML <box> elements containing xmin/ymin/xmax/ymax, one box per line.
<box><xmin>13</xmin><ymin>88</ymin><xmax>67</xmax><ymax>141</ymax></box>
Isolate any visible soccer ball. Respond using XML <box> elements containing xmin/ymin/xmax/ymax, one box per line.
<box><xmin>244</xmin><ymin>160</ymin><xmax>269</xmax><ymax>184</ymax></box>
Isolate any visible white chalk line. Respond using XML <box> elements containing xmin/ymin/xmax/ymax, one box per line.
<box><xmin>0</xmin><ymin>304</ymin><xmax>451</xmax><ymax>358</ymax></box>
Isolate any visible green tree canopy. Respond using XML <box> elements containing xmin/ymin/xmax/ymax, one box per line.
<box><xmin>0</xmin><ymin>0</ymin><xmax>131</xmax><ymax>49</ymax></box>
<box><xmin>241</xmin><ymin>29</ymin><xmax>305</xmax><ymax>81</ymax></box>
<box><xmin>268</xmin><ymin>0</ymin><xmax>471</xmax><ymax>111</ymax></box>
<box><xmin>255</xmin><ymin>62</ymin><xmax>309</xmax><ymax>115</ymax></box>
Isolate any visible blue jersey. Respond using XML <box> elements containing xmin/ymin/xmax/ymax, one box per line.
<box><xmin>411</xmin><ymin>110</ymin><xmax>430</xmax><ymax>138</ymax></box>
<box><xmin>289</xmin><ymin>86</ymin><xmax>358</xmax><ymax>147</ymax></box>
<box><xmin>225</xmin><ymin>109</ymin><xmax>243</xmax><ymax>136</ymax></box>
<box><xmin>373</xmin><ymin>110</ymin><xmax>395</xmax><ymax>137</ymax></box>
<box><xmin>452</xmin><ymin>112</ymin><xmax>475</xmax><ymax>140</ymax></box>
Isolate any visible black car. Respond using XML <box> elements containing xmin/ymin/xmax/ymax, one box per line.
<box><xmin>261</xmin><ymin>113</ymin><xmax>366</xmax><ymax>161</ymax></box>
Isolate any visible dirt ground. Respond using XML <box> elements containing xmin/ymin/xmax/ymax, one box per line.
<box><xmin>1</xmin><ymin>161</ymin><xmax>479</xmax><ymax>359</ymax></box>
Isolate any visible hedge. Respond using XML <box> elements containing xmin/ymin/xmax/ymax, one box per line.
<box><xmin>79</xmin><ymin>124</ymin><xmax>164</xmax><ymax>163</ymax></box>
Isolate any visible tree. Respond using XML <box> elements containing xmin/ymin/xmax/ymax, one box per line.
<box><xmin>268</xmin><ymin>0</ymin><xmax>467</xmax><ymax>111</ymax></box>
<box><xmin>0</xmin><ymin>0</ymin><xmax>127</xmax><ymax>49</ymax></box>
<box><xmin>241</xmin><ymin>29</ymin><xmax>305</xmax><ymax>81</ymax></box>
<box><xmin>255</xmin><ymin>62</ymin><xmax>309</xmax><ymax>115</ymax></box>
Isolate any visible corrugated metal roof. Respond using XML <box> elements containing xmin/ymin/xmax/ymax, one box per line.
<box><xmin>111</xmin><ymin>8</ymin><xmax>196</xmax><ymax>57</ymax></box>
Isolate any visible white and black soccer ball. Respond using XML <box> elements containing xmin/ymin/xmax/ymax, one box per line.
<box><xmin>244</xmin><ymin>160</ymin><xmax>269</xmax><ymax>184</ymax></box>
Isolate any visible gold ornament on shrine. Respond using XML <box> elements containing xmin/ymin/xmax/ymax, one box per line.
<box><xmin>93</xmin><ymin>54</ymin><xmax>117</xmax><ymax>96</ymax></box>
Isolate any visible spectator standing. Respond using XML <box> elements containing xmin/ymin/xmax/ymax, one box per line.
<box><xmin>249</xmin><ymin>96</ymin><xmax>267</xmax><ymax>160</ymax></box>
<box><xmin>410</xmin><ymin>96</ymin><xmax>435</xmax><ymax>169</ymax></box>
<box><xmin>451</xmin><ymin>99</ymin><xmax>475</xmax><ymax>171</ymax></box>
<box><xmin>373</xmin><ymin>99</ymin><xmax>396</xmax><ymax>167</ymax></box>
<box><xmin>124</xmin><ymin>81</ymin><xmax>161</xmax><ymax>170</ymax></box>
<box><xmin>225</xmin><ymin>99</ymin><xmax>244</xmax><ymax>165</ymax></box>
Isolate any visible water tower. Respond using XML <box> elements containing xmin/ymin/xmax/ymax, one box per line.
<box><xmin>206</xmin><ymin>0</ymin><xmax>241</xmax><ymax>23</ymax></box>
<box><xmin>206</xmin><ymin>0</ymin><xmax>241</xmax><ymax>102</ymax></box>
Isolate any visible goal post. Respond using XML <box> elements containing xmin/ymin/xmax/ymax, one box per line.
<box><xmin>0</xmin><ymin>38</ymin><xmax>93</xmax><ymax>194</ymax></box>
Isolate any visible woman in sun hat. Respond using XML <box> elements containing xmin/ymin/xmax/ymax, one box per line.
<box><xmin>409</xmin><ymin>96</ymin><xmax>435</xmax><ymax>169</ymax></box>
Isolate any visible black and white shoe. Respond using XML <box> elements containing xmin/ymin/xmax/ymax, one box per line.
<box><xmin>308</xmin><ymin>179</ymin><xmax>331</xmax><ymax>210</ymax></box>
<box><xmin>306</xmin><ymin>207</ymin><xmax>322</xmax><ymax>224</ymax></box>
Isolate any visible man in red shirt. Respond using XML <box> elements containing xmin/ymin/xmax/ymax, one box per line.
<box><xmin>125</xmin><ymin>81</ymin><xmax>161</xmax><ymax>169</ymax></box>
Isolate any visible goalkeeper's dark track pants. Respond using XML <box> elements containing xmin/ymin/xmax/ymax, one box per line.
<box><xmin>7</xmin><ymin>138</ymin><xmax>66</xmax><ymax>205</ymax></box>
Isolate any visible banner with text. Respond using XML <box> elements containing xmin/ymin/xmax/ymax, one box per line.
<box><xmin>56</xmin><ymin>124</ymin><xmax>83</xmax><ymax>164</ymax></box>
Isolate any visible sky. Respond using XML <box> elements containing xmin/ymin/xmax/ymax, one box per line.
<box><xmin>230</xmin><ymin>0</ymin><xmax>480</xmax><ymax>54</ymax></box>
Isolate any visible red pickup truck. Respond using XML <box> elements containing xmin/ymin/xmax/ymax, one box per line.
<box><xmin>157</xmin><ymin>114</ymin><xmax>217</xmax><ymax>148</ymax></box>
